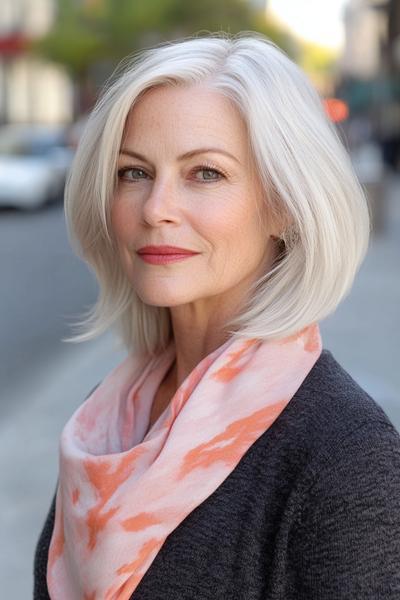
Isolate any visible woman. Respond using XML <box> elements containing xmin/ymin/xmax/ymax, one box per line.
<box><xmin>34</xmin><ymin>33</ymin><xmax>400</xmax><ymax>599</ymax></box>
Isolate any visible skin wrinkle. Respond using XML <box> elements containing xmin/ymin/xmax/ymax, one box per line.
<box><xmin>111</xmin><ymin>84</ymin><xmax>282</xmax><ymax>400</ymax></box>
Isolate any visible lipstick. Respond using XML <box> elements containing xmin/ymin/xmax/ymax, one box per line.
<box><xmin>137</xmin><ymin>245</ymin><xmax>200</xmax><ymax>265</ymax></box>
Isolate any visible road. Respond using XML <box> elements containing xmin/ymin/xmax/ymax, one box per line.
<box><xmin>0</xmin><ymin>201</ymin><xmax>98</xmax><ymax>415</ymax></box>
<box><xmin>1</xmin><ymin>172</ymin><xmax>399</xmax><ymax>598</ymax></box>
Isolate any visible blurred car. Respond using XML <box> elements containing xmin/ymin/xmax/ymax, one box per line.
<box><xmin>0</xmin><ymin>124</ymin><xmax>74</xmax><ymax>210</ymax></box>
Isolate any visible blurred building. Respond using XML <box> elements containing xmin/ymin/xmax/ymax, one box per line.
<box><xmin>338</xmin><ymin>0</ymin><xmax>400</xmax><ymax>169</ymax></box>
<box><xmin>340</xmin><ymin>0</ymin><xmax>387</xmax><ymax>79</ymax></box>
<box><xmin>0</xmin><ymin>0</ymin><xmax>73</xmax><ymax>124</ymax></box>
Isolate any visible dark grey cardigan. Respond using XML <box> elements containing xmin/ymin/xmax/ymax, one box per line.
<box><xmin>34</xmin><ymin>349</ymin><xmax>400</xmax><ymax>599</ymax></box>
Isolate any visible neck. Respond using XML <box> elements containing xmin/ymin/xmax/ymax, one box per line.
<box><xmin>164</xmin><ymin>248</ymin><xmax>276</xmax><ymax>390</ymax></box>
<box><xmin>167</xmin><ymin>299</ymin><xmax>244</xmax><ymax>390</ymax></box>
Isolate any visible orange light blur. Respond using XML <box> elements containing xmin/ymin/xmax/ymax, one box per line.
<box><xmin>323</xmin><ymin>98</ymin><xmax>349</xmax><ymax>123</ymax></box>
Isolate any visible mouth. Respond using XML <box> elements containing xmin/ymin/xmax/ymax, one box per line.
<box><xmin>136</xmin><ymin>245</ymin><xmax>200</xmax><ymax>264</ymax></box>
<box><xmin>137</xmin><ymin>252</ymin><xmax>199</xmax><ymax>265</ymax></box>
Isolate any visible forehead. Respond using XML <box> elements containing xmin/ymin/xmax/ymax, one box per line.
<box><xmin>123</xmin><ymin>84</ymin><xmax>250</xmax><ymax>157</ymax></box>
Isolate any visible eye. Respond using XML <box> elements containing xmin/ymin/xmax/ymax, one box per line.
<box><xmin>117</xmin><ymin>167</ymin><xmax>150</xmax><ymax>181</ymax></box>
<box><xmin>192</xmin><ymin>165</ymin><xmax>225</xmax><ymax>182</ymax></box>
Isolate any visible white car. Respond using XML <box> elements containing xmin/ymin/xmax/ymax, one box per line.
<box><xmin>0</xmin><ymin>124</ymin><xmax>74</xmax><ymax>209</ymax></box>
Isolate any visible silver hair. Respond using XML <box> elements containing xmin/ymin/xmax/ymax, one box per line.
<box><xmin>64</xmin><ymin>31</ymin><xmax>370</xmax><ymax>356</ymax></box>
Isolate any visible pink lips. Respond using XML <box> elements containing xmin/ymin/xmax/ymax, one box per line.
<box><xmin>137</xmin><ymin>245</ymin><xmax>200</xmax><ymax>265</ymax></box>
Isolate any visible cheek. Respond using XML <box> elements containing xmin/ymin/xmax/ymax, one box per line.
<box><xmin>109</xmin><ymin>200</ymin><xmax>141</xmax><ymax>276</ymax></box>
<box><xmin>193</xmin><ymin>200</ymin><xmax>265</xmax><ymax>288</ymax></box>
<box><xmin>201</xmin><ymin>194</ymin><xmax>264</xmax><ymax>259</ymax></box>
<box><xmin>197</xmin><ymin>189</ymin><xmax>245</xmax><ymax>236</ymax></box>
<box><xmin>110</xmin><ymin>197</ymin><xmax>138</xmax><ymax>247</ymax></box>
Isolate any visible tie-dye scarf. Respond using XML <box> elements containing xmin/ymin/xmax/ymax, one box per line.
<box><xmin>47</xmin><ymin>323</ymin><xmax>322</xmax><ymax>599</ymax></box>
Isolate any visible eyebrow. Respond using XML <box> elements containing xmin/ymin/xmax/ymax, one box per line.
<box><xmin>119</xmin><ymin>147</ymin><xmax>240</xmax><ymax>164</ymax></box>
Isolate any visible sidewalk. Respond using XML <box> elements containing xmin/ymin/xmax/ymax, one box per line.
<box><xmin>320</xmin><ymin>169</ymin><xmax>400</xmax><ymax>431</ymax></box>
<box><xmin>1</xmin><ymin>172</ymin><xmax>399</xmax><ymax>599</ymax></box>
<box><xmin>0</xmin><ymin>332</ymin><xmax>127</xmax><ymax>598</ymax></box>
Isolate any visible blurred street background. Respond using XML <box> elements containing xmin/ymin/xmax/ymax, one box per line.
<box><xmin>0</xmin><ymin>0</ymin><xmax>399</xmax><ymax>597</ymax></box>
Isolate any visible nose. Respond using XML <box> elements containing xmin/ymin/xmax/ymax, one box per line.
<box><xmin>141</xmin><ymin>175</ymin><xmax>182</xmax><ymax>227</ymax></box>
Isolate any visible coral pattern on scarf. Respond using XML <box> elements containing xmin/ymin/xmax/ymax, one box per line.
<box><xmin>47</xmin><ymin>323</ymin><xmax>322</xmax><ymax>599</ymax></box>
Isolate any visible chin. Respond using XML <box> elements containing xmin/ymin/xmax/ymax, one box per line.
<box><xmin>136</xmin><ymin>289</ymin><xmax>194</xmax><ymax>308</ymax></box>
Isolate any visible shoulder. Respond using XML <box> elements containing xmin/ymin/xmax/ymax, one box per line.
<box><xmin>277</xmin><ymin>348</ymin><xmax>399</xmax><ymax>458</ymax></box>
<box><xmin>259</xmin><ymin>347</ymin><xmax>400</xmax><ymax>504</ymax></box>
<box><xmin>281</xmin><ymin>352</ymin><xmax>400</xmax><ymax>593</ymax></box>
<box><xmin>285</xmin><ymin>354</ymin><xmax>400</xmax><ymax>596</ymax></box>
<box><xmin>298</xmin><ymin>347</ymin><xmax>394</xmax><ymax>424</ymax></box>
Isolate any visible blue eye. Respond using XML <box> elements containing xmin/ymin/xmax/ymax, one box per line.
<box><xmin>193</xmin><ymin>166</ymin><xmax>224</xmax><ymax>182</ymax></box>
<box><xmin>118</xmin><ymin>167</ymin><xmax>149</xmax><ymax>181</ymax></box>
<box><xmin>117</xmin><ymin>164</ymin><xmax>226</xmax><ymax>183</ymax></box>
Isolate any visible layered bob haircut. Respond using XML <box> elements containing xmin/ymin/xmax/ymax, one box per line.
<box><xmin>65</xmin><ymin>31</ymin><xmax>370</xmax><ymax>356</ymax></box>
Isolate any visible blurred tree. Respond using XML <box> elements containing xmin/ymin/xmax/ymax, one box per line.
<box><xmin>298</xmin><ymin>42</ymin><xmax>338</xmax><ymax>95</ymax></box>
<box><xmin>33</xmin><ymin>0</ymin><xmax>296</xmax><ymax>116</ymax></box>
<box><xmin>300</xmin><ymin>43</ymin><xmax>337</xmax><ymax>76</ymax></box>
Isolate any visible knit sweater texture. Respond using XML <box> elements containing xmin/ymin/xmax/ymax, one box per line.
<box><xmin>33</xmin><ymin>348</ymin><xmax>400</xmax><ymax>599</ymax></box>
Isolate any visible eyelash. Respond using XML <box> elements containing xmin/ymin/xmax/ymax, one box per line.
<box><xmin>117</xmin><ymin>162</ymin><xmax>227</xmax><ymax>183</ymax></box>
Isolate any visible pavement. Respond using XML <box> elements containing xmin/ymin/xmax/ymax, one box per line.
<box><xmin>320</xmin><ymin>169</ymin><xmax>400</xmax><ymax>429</ymax></box>
<box><xmin>0</xmin><ymin>332</ymin><xmax>127</xmax><ymax>598</ymax></box>
<box><xmin>1</xmin><ymin>171</ymin><xmax>399</xmax><ymax>599</ymax></box>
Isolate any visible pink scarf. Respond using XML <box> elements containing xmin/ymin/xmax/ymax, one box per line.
<box><xmin>47</xmin><ymin>323</ymin><xmax>322</xmax><ymax>599</ymax></box>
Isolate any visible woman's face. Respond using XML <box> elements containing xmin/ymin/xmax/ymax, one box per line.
<box><xmin>111</xmin><ymin>84</ymin><xmax>280</xmax><ymax>313</ymax></box>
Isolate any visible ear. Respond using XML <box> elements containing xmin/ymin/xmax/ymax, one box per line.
<box><xmin>265</xmin><ymin>203</ymin><xmax>294</xmax><ymax>240</ymax></box>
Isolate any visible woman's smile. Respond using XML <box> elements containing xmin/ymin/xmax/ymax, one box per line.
<box><xmin>136</xmin><ymin>244</ymin><xmax>201</xmax><ymax>264</ymax></box>
<box><xmin>138</xmin><ymin>253</ymin><xmax>199</xmax><ymax>264</ymax></box>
